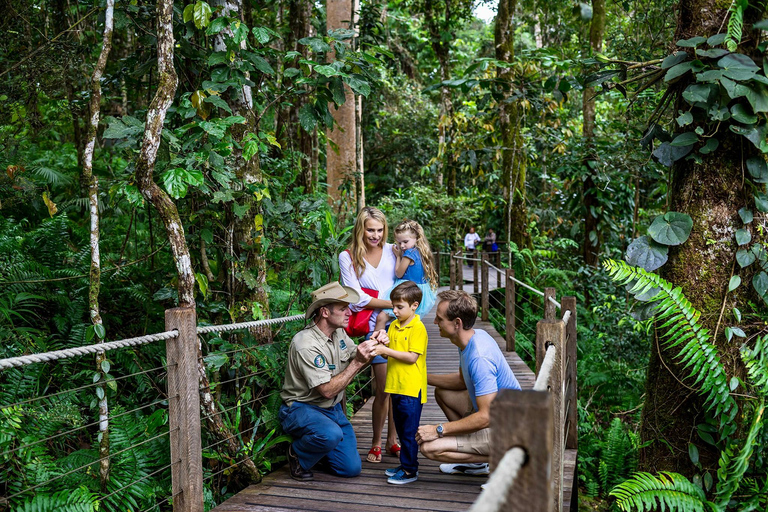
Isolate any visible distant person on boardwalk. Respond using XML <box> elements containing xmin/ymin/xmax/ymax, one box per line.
<box><xmin>483</xmin><ymin>228</ymin><xmax>497</xmax><ymax>253</ymax></box>
<box><xmin>279</xmin><ymin>282</ymin><xmax>388</xmax><ymax>481</ymax></box>
<box><xmin>463</xmin><ymin>227</ymin><xmax>481</xmax><ymax>267</ymax></box>
<box><xmin>416</xmin><ymin>290</ymin><xmax>521</xmax><ymax>476</ymax></box>
<box><xmin>375</xmin><ymin>219</ymin><xmax>438</xmax><ymax>332</ymax></box>
<box><xmin>371</xmin><ymin>281</ymin><xmax>429</xmax><ymax>484</ymax></box>
<box><xmin>338</xmin><ymin>207</ymin><xmax>400</xmax><ymax>463</ymax></box>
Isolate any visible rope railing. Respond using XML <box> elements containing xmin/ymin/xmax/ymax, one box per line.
<box><xmin>548</xmin><ymin>296</ymin><xmax>562</xmax><ymax>310</ymax></box>
<box><xmin>0</xmin><ymin>330</ymin><xmax>179</xmax><ymax>370</ymax></box>
<box><xmin>452</xmin><ymin>255</ymin><xmax>482</xmax><ymax>262</ymax></box>
<box><xmin>533</xmin><ymin>344</ymin><xmax>557</xmax><ymax>392</ymax></box>
<box><xmin>562</xmin><ymin>309</ymin><xmax>571</xmax><ymax>326</ymax></box>
<box><xmin>197</xmin><ymin>313</ymin><xmax>305</xmax><ymax>334</ymax></box>
<box><xmin>468</xmin><ymin>447</ymin><xmax>526</xmax><ymax>512</ymax></box>
<box><xmin>508</xmin><ymin>274</ymin><xmax>545</xmax><ymax>297</ymax></box>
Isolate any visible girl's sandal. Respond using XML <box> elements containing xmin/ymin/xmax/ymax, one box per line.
<box><xmin>367</xmin><ymin>446</ymin><xmax>382</xmax><ymax>463</ymax></box>
<box><xmin>387</xmin><ymin>443</ymin><xmax>401</xmax><ymax>458</ymax></box>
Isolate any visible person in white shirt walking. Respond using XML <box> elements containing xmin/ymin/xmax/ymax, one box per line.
<box><xmin>463</xmin><ymin>227</ymin><xmax>481</xmax><ymax>267</ymax></box>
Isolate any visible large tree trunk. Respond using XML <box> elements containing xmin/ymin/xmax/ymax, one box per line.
<box><xmin>82</xmin><ymin>0</ymin><xmax>115</xmax><ymax>488</ymax></box>
<box><xmin>639</xmin><ymin>0</ymin><xmax>764</xmax><ymax>474</ymax></box>
<box><xmin>425</xmin><ymin>0</ymin><xmax>453</xmax><ymax>192</ymax></box>
<box><xmin>582</xmin><ymin>0</ymin><xmax>605</xmax><ymax>268</ymax></box>
<box><xmin>326</xmin><ymin>0</ymin><xmax>360</xmax><ymax>216</ymax></box>
<box><xmin>495</xmin><ymin>0</ymin><xmax>531</xmax><ymax>250</ymax></box>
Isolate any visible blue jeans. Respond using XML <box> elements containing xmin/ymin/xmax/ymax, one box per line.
<box><xmin>391</xmin><ymin>393</ymin><xmax>423</xmax><ymax>475</ymax></box>
<box><xmin>279</xmin><ymin>402</ymin><xmax>361</xmax><ymax>477</ymax></box>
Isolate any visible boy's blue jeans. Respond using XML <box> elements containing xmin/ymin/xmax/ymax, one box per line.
<box><xmin>391</xmin><ymin>393</ymin><xmax>423</xmax><ymax>475</ymax></box>
<box><xmin>279</xmin><ymin>401</ymin><xmax>361</xmax><ymax>477</ymax></box>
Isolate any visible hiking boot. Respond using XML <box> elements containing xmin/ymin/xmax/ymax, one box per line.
<box><xmin>438</xmin><ymin>462</ymin><xmax>490</xmax><ymax>475</ymax></box>
<box><xmin>288</xmin><ymin>445</ymin><xmax>314</xmax><ymax>481</ymax></box>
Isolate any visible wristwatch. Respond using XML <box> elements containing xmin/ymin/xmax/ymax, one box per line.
<box><xmin>436</xmin><ymin>424</ymin><xmax>444</xmax><ymax>438</ymax></box>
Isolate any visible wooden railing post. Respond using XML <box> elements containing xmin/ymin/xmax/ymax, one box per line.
<box><xmin>473</xmin><ymin>254</ymin><xmax>479</xmax><ymax>294</ymax></box>
<box><xmin>435</xmin><ymin>251</ymin><xmax>441</xmax><ymax>283</ymax></box>
<box><xmin>491</xmin><ymin>390</ymin><xmax>554</xmax><ymax>512</ymax></box>
<box><xmin>481</xmin><ymin>253</ymin><xmax>489</xmax><ymax>321</ymax></box>
<box><xmin>505</xmin><ymin>268</ymin><xmax>516</xmax><ymax>352</ymax></box>
<box><xmin>165</xmin><ymin>307</ymin><xmax>204</xmax><ymax>512</ymax></box>
<box><xmin>450</xmin><ymin>253</ymin><xmax>456</xmax><ymax>290</ymax></box>
<box><xmin>544</xmin><ymin>287</ymin><xmax>557</xmax><ymax>320</ymax></box>
<box><xmin>562</xmin><ymin>297</ymin><xmax>578</xmax><ymax>451</ymax></box>
<box><xmin>497</xmin><ymin>259</ymin><xmax>502</xmax><ymax>288</ymax></box>
<box><xmin>536</xmin><ymin>317</ymin><xmax>566</xmax><ymax>512</ymax></box>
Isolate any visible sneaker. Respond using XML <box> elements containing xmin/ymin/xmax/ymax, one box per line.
<box><xmin>387</xmin><ymin>468</ymin><xmax>418</xmax><ymax>485</ymax></box>
<box><xmin>439</xmin><ymin>462</ymin><xmax>490</xmax><ymax>475</ymax></box>
<box><xmin>385</xmin><ymin>466</ymin><xmax>419</xmax><ymax>477</ymax></box>
<box><xmin>288</xmin><ymin>445</ymin><xmax>314</xmax><ymax>481</ymax></box>
<box><xmin>481</xmin><ymin>482</ymin><xmax>488</xmax><ymax>490</ymax></box>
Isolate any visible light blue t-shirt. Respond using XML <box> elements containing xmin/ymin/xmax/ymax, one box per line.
<box><xmin>459</xmin><ymin>329</ymin><xmax>521</xmax><ymax>411</ymax></box>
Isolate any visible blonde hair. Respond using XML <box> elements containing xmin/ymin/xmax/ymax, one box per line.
<box><xmin>348</xmin><ymin>207</ymin><xmax>389</xmax><ymax>278</ymax></box>
<box><xmin>394</xmin><ymin>219</ymin><xmax>438</xmax><ymax>289</ymax></box>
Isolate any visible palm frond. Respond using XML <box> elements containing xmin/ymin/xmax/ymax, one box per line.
<box><xmin>610</xmin><ymin>471</ymin><xmax>714</xmax><ymax>512</ymax></box>
<box><xmin>603</xmin><ymin>259</ymin><xmax>737</xmax><ymax>431</ymax></box>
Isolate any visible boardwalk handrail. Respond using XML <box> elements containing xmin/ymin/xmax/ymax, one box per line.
<box><xmin>469</xmin><ymin>447</ymin><xmax>526</xmax><ymax>512</ymax></box>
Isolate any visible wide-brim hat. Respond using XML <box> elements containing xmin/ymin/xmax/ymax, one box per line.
<box><xmin>305</xmin><ymin>281</ymin><xmax>360</xmax><ymax>319</ymax></box>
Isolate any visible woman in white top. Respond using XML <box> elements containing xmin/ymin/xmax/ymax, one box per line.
<box><xmin>339</xmin><ymin>206</ymin><xmax>399</xmax><ymax>463</ymax></box>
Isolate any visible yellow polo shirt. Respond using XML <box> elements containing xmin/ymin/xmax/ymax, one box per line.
<box><xmin>384</xmin><ymin>315</ymin><xmax>428</xmax><ymax>403</ymax></box>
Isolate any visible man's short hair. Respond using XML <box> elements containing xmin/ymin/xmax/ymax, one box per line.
<box><xmin>436</xmin><ymin>290</ymin><xmax>477</xmax><ymax>329</ymax></box>
<box><xmin>390</xmin><ymin>281</ymin><xmax>422</xmax><ymax>305</ymax></box>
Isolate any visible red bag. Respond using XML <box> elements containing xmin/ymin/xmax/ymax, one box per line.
<box><xmin>345</xmin><ymin>287</ymin><xmax>378</xmax><ymax>337</ymax></box>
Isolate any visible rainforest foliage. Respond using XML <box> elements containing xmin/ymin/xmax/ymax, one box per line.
<box><xmin>1</xmin><ymin>0</ymin><xmax>767</xmax><ymax>510</ymax></box>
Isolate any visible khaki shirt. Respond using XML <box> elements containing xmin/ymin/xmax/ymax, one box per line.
<box><xmin>280</xmin><ymin>323</ymin><xmax>358</xmax><ymax>408</ymax></box>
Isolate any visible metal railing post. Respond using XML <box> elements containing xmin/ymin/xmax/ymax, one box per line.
<box><xmin>490</xmin><ymin>390</ymin><xmax>554</xmax><ymax>512</ymax></box>
<box><xmin>481</xmin><ymin>253</ymin><xmax>489</xmax><ymax>321</ymax></box>
<box><xmin>165</xmin><ymin>307</ymin><xmax>204</xmax><ymax>512</ymax></box>
<box><xmin>506</xmin><ymin>268</ymin><xmax>516</xmax><ymax>352</ymax></box>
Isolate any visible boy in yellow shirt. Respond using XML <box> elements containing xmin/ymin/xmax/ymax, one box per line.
<box><xmin>371</xmin><ymin>281</ymin><xmax>428</xmax><ymax>484</ymax></box>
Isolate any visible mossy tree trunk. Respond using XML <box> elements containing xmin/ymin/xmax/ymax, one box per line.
<box><xmin>582</xmin><ymin>0</ymin><xmax>605</xmax><ymax>268</ymax></box>
<box><xmin>495</xmin><ymin>0</ymin><xmax>531</xmax><ymax>250</ymax></box>
<box><xmin>639</xmin><ymin>0</ymin><xmax>765</xmax><ymax>474</ymax></box>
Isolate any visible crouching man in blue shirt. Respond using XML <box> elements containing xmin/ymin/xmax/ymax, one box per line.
<box><xmin>416</xmin><ymin>290</ymin><xmax>521</xmax><ymax>476</ymax></box>
<box><xmin>279</xmin><ymin>282</ymin><xmax>388</xmax><ymax>481</ymax></box>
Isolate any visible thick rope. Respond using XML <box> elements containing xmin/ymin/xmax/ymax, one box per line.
<box><xmin>468</xmin><ymin>447</ymin><xmax>526</xmax><ymax>512</ymax></box>
<box><xmin>197</xmin><ymin>313</ymin><xmax>305</xmax><ymax>334</ymax></box>
<box><xmin>507</xmin><ymin>274</ymin><xmax>545</xmax><ymax>297</ymax></box>
<box><xmin>562</xmin><ymin>309</ymin><xmax>571</xmax><ymax>326</ymax></box>
<box><xmin>548</xmin><ymin>296</ymin><xmax>561</xmax><ymax>309</ymax></box>
<box><xmin>452</xmin><ymin>255</ymin><xmax>482</xmax><ymax>262</ymax></box>
<box><xmin>533</xmin><ymin>344</ymin><xmax>557</xmax><ymax>391</ymax></box>
<box><xmin>0</xmin><ymin>330</ymin><xmax>178</xmax><ymax>370</ymax></box>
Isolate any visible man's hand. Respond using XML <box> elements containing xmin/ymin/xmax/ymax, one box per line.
<box><xmin>355</xmin><ymin>339</ymin><xmax>377</xmax><ymax>363</ymax></box>
<box><xmin>416</xmin><ymin>424</ymin><xmax>439</xmax><ymax>444</ymax></box>
<box><xmin>369</xmin><ymin>329</ymin><xmax>390</xmax><ymax>346</ymax></box>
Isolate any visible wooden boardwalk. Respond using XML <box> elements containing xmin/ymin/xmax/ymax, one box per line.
<box><xmin>213</xmin><ymin>269</ymin><xmax>575</xmax><ymax>512</ymax></box>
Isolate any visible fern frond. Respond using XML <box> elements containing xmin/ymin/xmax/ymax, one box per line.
<box><xmin>603</xmin><ymin>260</ymin><xmax>737</xmax><ymax>427</ymax></box>
<box><xmin>724</xmin><ymin>0</ymin><xmax>749</xmax><ymax>51</ymax></box>
<box><xmin>610</xmin><ymin>471</ymin><xmax>714</xmax><ymax>512</ymax></box>
<box><xmin>714</xmin><ymin>400</ymin><xmax>765</xmax><ymax>508</ymax></box>
<box><xmin>741</xmin><ymin>335</ymin><xmax>768</xmax><ymax>397</ymax></box>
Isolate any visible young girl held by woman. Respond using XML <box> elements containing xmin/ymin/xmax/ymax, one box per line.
<box><xmin>375</xmin><ymin>219</ymin><xmax>438</xmax><ymax>332</ymax></box>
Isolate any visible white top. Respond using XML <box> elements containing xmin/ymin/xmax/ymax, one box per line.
<box><xmin>339</xmin><ymin>244</ymin><xmax>397</xmax><ymax>333</ymax></box>
<box><xmin>464</xmin><ymin>232</ymin><xmax>482</xmax><ymax>249</ymax></box>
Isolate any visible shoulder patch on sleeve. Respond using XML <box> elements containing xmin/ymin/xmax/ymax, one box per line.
<box><xmin>314</xmin><ymin>354</ymin><xmax>326</xmax><ymax>368</ymax></box>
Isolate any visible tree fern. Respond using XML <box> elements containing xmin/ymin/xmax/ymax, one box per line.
<box><xmin>603</xmin><ymin>260</ymin><xmax>737</xmax><ymax>431</ymax></box>
<box><xmin>610</xmin><ymin>471</ymin><xmax>715</xmax><ymax>512</ymax></box>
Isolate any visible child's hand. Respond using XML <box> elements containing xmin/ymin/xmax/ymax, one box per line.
<box><xmin>392</xmin><ymin>244</ymin><xmax>401</xmax><ymax>257</ymax></box>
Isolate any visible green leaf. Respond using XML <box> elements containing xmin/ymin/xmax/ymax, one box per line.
<box><xmin>728</xmin><ymin>275</ymin><xmax>741</xmax><ymax>292</ymax></box>
<box><xmin>205</xmin><ymin>16</ymin><xmax>229</xmax><ymax>35</ymax></box>
<box><xmin>731</xmin><ymin>327</ymin><xmax>746</xmax><ymax>338</ymax></box>
<box><xmin>662</xmin><ymin>51</ymin><xmax>688</xmax><ymax>69</ymax></box>
<box><xmin>244</xmin><ymin>52</ymin><xmax>274</xmax><ymax>75</ymax></box>
<box><xmin>298</xmin><ymin>36</ymin><xmax>331</xmax><ymax>53</ymax></box>
<box><xmin>315</xmin><ymin>64</ymin><xmax>341</xmax><ymax>77</ymax></box>
<box><xmin>96</xmin><ymin>387</ymin><xmax>105</xmax><ymax>399</ymax></box>
<box><xmin>106</xmin><ymin>377</ymin><xmax>117</xmax><ymax>392</ymax></box>
<box><xmin>183</xmin><ymin>4</ymin><xmax>194</xmax><ymax>23</ymax></box>
<box><xmin>230</xmin><ymin>20</ymin><xmax>248</xmax><ymax>45</ymax></box>
<box><xmin>756</xmin><ymin>191</ymin><xmax>768</xmax><ymax>212</ymax></box>
<box><xmin>198</xmin><ymin>120</ymin><xmax>226</xmax><ymax>138</ymax></box>
<box><xmin>696</xmin><ymin>48</ymin><xmax>729</xmax><ymax>58</ymax></box>
<box><xmin>102</xmin><ymin>116</ymin><xmax>143</xmax><ymax>139</ymax></box>
<box><xmin>678</xmin><ymin>36</ymin><xmax>707</xmax><ymax>48</ymax></box>
<box><xmin>626</xmin><ymin>236</ymin><xmax>669</xmax><ymax>271</ymax></box>
<box><xmin>739</xmin><ymin>82</ymin><xmax>768</xmax><ymax>113</ymax></box>
<box><xmin>204</xmin><ymin>353</ymin><xmax>229</xmax><ymax>370</ymax></box>
<box><xmin>736</xmin><ymin>248</ymin><xmax>756</xmax><ymax>267</ymax></box>
<box><xmin>670</xmin><ymin>132</ymin><xmax>698</xmax><ymax>147</ymax></box>
<box><xmin>665</xmin><ymin>61</ymin><xmax>693</xmax><ymax>81</ymax></box>
<box><xmin>653</xmin><ymin>142</ymin><xmax>693</xmax><ymax>166</ymax></box>
<box><xmin>732</xmin><ymin>307</ymin><xmax>742</xmax><ymax>322</ymax></box>
<box><xmin>708</xmin><ymin>33</ymin><xmax>727</xmax><ymax>46</ymax></box>
<box><xmin>192</xmin><ymin>1</ymin><xmax>212</xmax><ymax>29</ymax></box>
<box><xmin>252</xmin><ymin>26</ymin><xmax>271</xmax><ymax>44</ymax></box>
<box><xmin>676</xmin><ymin>111</ymin><xmax>693</xmax><ymax>126</ymax></box>
<box><xmin>699</xmin><ymin>138</ymin><xmax>719</xmax><ymax>154</ymax></box>
<box><xmin>682</xmin><ymin>83</ymin><xmax>714</xmax><ymax>104</ymax></box>
<box><xmin>195</xmin><ymin>272</ymin><xmax>209</xmax><ymax>298</ymax></box>
<box><xmin>735</xmin><ymin>228</ymin><xmax>751</xmax><ymax>245</ymax></box>
<box><xmin>93</xmin><ymin>371</ymin><xmax>101</xmax><ymax>383</ymax></box>
<box><xmin>718</xmin><ymin>53</ymin><xmax>759</xmax><ymax>80</ymax></box>
<box><xmin>739</xmin><ymin>207</ymin><xmax>753</xmax><ymax>223</ymax></box>
<box><xmin>208</xmin><ymin>51</ymin><xmax>228</xmax><ymax>66</ymax></box>
<box><xmin>725</xmin><ymin>326</ymin><xmax>733</xmax><ymax>341</ymax></box>
<box><xmin>201</xmin><ymin>228</ymin><xmax>213</xmax><ymax>245</ymax></box>
<box><xmin>298</xmin><ymin>104</ymin><xmax>317</xmax><ymax>133</ymax></box>
<box><xmin>688</xmin><ymin>443</ymin><xmax>700</xmax><ymax>465</ymax></box>
<box><xmin>648</xmin><ymin>212</ymin><xmax>694</xmax><ymax>246</ymax></box>
<box><xmin>730</xmin><ymin>123</ymin><xmax>768</xmax><ymax>151</ymax></box>
<box><xmin>343</xmin><ymin>74</ymin><xmax>371</xmax><ymax>96</ymax></box>
<box><xmin>753</xmin><ymin>271</ymin><xmax>768</xmax><ymax>298</ymax></box>
<box><xmin>233</xmin><ymin>203</ymin><xmax>250</xmax><ymax>218</ymax></box>
<box><xmin>330</xmin><ymin>76</ymin><xmax>346</xmax><ymax>106</ymax></box>
<box><xmin>731</xmin><ymin>104</ymin><xmax>757</xmax><ymax>124</ymax></box>
<box><xmin>747</xmin><ymin>157</ymin><xmax>768</xmax><ymax>183</ymax></box>
<box><xmin>696</xmin><ymin>69</ymin><xmax>724</xmax><ymax>82</ymax></box>
<box><xmin>204</xmin><ymin>95</ymin><xmax>233</xmax><ymax>114</ymax></box>
<box><xmin>94</xmin><ymin>323</ymin><xmax>106</xmax><ymax>340</ymax></box>
<box><xmin>101</xmin><ymin>360</ymin><xmax>110</xmax><ymax>373</ymax></box>
<box><xmin>754</xmin><ymin>20</ymin><xmax>768</xmax><ymax>30</ymax></box>
<box><xmin>243</xmin><ymin>139</ymin><xmax>259</xmax><ymax>162</ymax></box>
